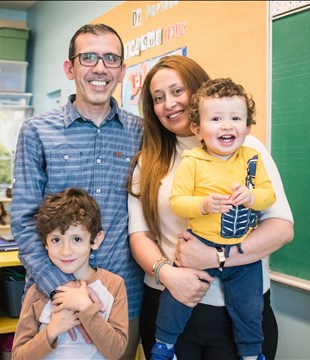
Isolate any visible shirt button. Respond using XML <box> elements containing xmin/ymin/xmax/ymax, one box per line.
<box><xmin>90</xmin><ymin>254</ymin><xmax>95</xmax><ymax>259</ymax></box>
<box><xmin>126</xmin><ymin>157</ymin><xmax>130</xmax><ymax>162</ymax></box>
<box><xmin>96</xmin><ymin>159</ymin><xmax>101</xmax><ymax>164</ymax></box>
<box><xmin>64</xmin><ymin>155</ymin><xmax>69</xmax><ymax>160</ymax></box>
<box><xmin>96</xmin><ymin>188</ymin><xmax>101</xmax><ymax>194</ymax></box>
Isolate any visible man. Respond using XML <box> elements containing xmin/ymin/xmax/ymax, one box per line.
<box><xmin>11</xmin><ymin>23</ymin><xmax>143</xmax><ymax>359</ymax></box>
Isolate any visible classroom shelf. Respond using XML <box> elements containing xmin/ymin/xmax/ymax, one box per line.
<box><xmin>0</xmin><ymin>310</ymin><xmax>18</xmax><ymax>334</ymax></box>
<box><xmin>0</xmin><ymin>251</ymin><xmax>20</xmax><ymax>267</ymax></box>
<box><xmin>0</xmin><ymin>250</ymin><xmax>22</xmax><ymax>334</ymax></box>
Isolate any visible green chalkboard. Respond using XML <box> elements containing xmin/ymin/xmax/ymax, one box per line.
<box><xmin>270</xmin><ymin>9</ymin><xmax>310</xmax><ymax>281</ymax></box>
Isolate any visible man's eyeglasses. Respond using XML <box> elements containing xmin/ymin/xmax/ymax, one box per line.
<box><xmin>70</xmin><ymin>53</ymin><xmax>123</xmax><ymax>68</ymax></box>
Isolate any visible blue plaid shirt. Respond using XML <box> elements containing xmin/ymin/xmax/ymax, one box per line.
<box><xmin>11</xmin><ymin>95</ymin><xmax>144</xmax><ymax>319</ymax></box>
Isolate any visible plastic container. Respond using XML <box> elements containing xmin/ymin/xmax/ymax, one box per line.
<box><xmin>0</xmin><ymin>93</ymin><xmax>32</xmax><ymax>106</ymax></box>
<box><xmin>0</xmin><ymin>60</ymin><xmax>28</xmax><ymax>93</ymax></box>
<box><xmin>0</xmin><ymin>27</ymin><xmax>30</xmax><ymax>61</ymax></box>
<box><xmin>3</xmin><ymin>279</ymin><xmax>25</xmax><ymax>317</ymax></box>
<box><xmin>1</xmin><ymin>266</ymin><xmax>26</xmax><ymax>318</ymax></box>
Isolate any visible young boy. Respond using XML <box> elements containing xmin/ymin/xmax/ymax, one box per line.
<box><xmin>151</xmin><ymin>78</ymin><xmax>276</xmax><ymax>360</ymax></box>
<box><xmin>12</xmin><ymin>188</ymin><xmax>128</xmax><ymax>360</ymax></box>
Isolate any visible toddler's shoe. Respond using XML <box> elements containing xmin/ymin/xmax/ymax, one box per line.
<box><xmin>151</xmin><ymin>342</ymin><xmax>177</xmax><ymax>360</ymax></box>
<box><xmin>239</xmin><ymin>355</ymin><xmax>265</xmax><ymax>360</ymax></box>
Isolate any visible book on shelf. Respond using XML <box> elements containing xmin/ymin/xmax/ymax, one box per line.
<box><xmin>0</xmin><ymin>233</ymin><xmax>14</xmax><ymax>242</ymax></box>
<box><xmin>0</xmin><ymin>235</ymin><xmax>18</xmax><ymax>252</ymax></box>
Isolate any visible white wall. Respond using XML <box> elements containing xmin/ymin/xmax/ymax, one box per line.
<box><xmin>26</xmin><ymin>1</ymin><xmax>123</xmax><ymax>114</ymax></box>
<box><xmin>271</xmin><ymin>282</ymin><xmax>310</xmax><ymax>360</ymax></box>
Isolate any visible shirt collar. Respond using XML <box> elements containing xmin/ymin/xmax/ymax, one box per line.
<box><xmin>64</xmin><ymin>94</ymin><xmax>124</xmax><ymax>127</ymax></box>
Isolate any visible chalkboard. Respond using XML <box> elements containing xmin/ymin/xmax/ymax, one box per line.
<box><xmin>270</xmin><ymin>8</ymin><xmax>310</xmax><ymax>282</ymax></box>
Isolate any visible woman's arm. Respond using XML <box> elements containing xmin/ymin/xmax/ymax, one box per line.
<box><xmin>130</xmin><ymin>231</ymin><xmax>163</xmax><ymax>276</ymax></box>
<box><xmin>128</xmin><ymin>167</ymin><xmax>212</xmax><ymax>308</ymax></box>
<box><xmin>130</xmin><ymin>231</ymin><xmax>213</xmax><ymax>307</ymax></box>
<box><xmin>176</xmin><ymin>218</ymin><xmax>293</xmax><ymax>269</ymax></box>
<box><xmin>226</xmin><ymin>218</ymin><xmax>293</xmax><ymax>266</ymax></box>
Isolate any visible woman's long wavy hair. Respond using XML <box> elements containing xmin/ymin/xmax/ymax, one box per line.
<box><xmin>128</xmin><ymin>55</ymin><xmax>210</xmax><ymax>242</ymax></box>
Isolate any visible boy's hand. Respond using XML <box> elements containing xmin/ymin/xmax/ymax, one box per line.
<box><xmin>52</xmin><ymin>281</ymin><xmax>93</xmax><ymax>312</ymax></box>
<box><xmin>46</xmin><ymin>307</ymin><xmax>80</xmax><ymax>345</ymax></box>
<box><xmin>230</xmin><ymin>183</ymin><xmax>255</xmax><ymax>207</ymax></box>
<box><xmin>52</xmin><ymin>281</ymin><xmax>104</xmax><ymax>344</ymax></box>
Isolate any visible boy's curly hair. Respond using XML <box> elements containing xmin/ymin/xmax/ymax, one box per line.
<box><xmin>36</xmin><ymin>188</ymin><xmax>102</xmax><ymax>244</ymax></box>
<box><xmin>189</xmin><ymin>78</ymin><xmax>256</xmax><ymax>127</ymax></box>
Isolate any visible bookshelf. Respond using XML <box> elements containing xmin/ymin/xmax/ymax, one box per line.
<box><xmin>0</xmin><ymin>197</ymin><xmax>21</xmax><ymax>334</ymax></box>
<box><xmin>0</xmin><ymin>250</ymin><xmax>21</xmax><ymax>334</ymax></box>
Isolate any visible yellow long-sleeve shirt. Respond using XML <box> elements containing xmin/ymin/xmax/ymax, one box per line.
<box><xmin>170</xmin><ymin>146</ymin><xmax>276</xmax><ymax>245</ymax></box>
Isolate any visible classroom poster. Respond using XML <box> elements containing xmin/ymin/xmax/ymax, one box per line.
<box><xmin>121</xmin><ymin>47</ymin><xmax>186</xmax><ymax>116</ymax></box>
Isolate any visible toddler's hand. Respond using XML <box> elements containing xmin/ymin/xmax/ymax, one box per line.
<box><xmin>200</xmin><ymin>194</ymin><xmax>233</xmax><ymax>215</ymax></box>
<box><xmin>230</xmin><ymin>183</ymin><xmax>254</xmax><ymax>207</ymax></box>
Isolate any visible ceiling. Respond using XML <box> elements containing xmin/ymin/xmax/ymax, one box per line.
<box><xmin>0</xmin><ymin>1</ymin><xmax>38</xmax><ymax>11</ymax></box>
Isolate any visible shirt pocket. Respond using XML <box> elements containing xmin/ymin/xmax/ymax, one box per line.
<box><xmin>47</xmin><ymin>147</ymin><xmax>83</xmax><ymax>192</ymax></box>
<box><xmin>112</xmin><ymin>152</ymin><xmax>133</xmax><ymax>193</ymax></box>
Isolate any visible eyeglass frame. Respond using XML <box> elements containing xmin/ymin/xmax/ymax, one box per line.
<box><xmin>70</xmin><ymin>52</ymin><xmax>123</xmax><ymax>68</ymax></box>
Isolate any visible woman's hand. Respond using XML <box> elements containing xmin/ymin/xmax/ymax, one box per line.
<box><xmin>175</xmin><ymin>230</ymin><xmax>218</xmax><ymax>269</ymax></box>
<box><xmin>158</xmin><ymin>263</ymin><xmax>214</xmax><ymax>308</ymax></box>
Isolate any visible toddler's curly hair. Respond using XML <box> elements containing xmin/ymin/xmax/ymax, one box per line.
<box><xmin>189</xmin><ymin>78</ymin><xmax>256</xmax><ymax>127</ymax></box>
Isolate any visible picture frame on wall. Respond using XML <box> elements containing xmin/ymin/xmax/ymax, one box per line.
<box><xmin>121</xmin><ymin>47</ymin><xmax>186</xmax><ymax>116</ymax></box>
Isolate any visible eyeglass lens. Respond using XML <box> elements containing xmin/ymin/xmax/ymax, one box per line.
<box><xmin>79</xmin><ymin>53</ymin><xmax>122</xmax><ymax>68</ymax></box>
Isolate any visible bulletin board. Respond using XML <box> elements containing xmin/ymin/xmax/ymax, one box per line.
<box><xmin>92</xmin><ymin>1</ymin><xmax>268</xmax><ymax>142</ymax></box>
<box><xmin>121</xmin><ymin>47</ymin><xmax>186</xmax><ymax>116</ymax></box>
<box><xmin>92</xmin><ymin>1</ymin><xmax>310</xmax><ymax>289</ymax></box>
<box><xmin>269</xmin><ymin>8</ymin><xmax>310</xmax><ymax>285</ymax></box>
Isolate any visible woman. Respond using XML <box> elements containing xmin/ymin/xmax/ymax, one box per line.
<box><xmin>128</xmin><ymin>56</ymin><xmax>294</xmax><ymax>360</ymax></box>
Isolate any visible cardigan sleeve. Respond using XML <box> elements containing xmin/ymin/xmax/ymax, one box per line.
<box><xmin>78</xmin><ymin>271</ymin><xmax>128</xmax><ymax>359</ymax></box>
<box><xmin>12</xmin><ymin>285</ymin><xmax>56</xmax><ymax>360</ymax></box>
